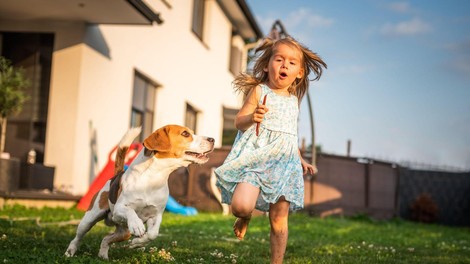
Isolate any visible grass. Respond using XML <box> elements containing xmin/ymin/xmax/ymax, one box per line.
<box><xmin>0</xmin><ymin>205</ymin><xmax>469</xmax><ymax>263</ymax></box>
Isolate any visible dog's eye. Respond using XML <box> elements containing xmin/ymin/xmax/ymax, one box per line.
<box><xmin>181</xmin><ymin>131</ymin><xmax>190</xmax><ymax>137</ymax></box>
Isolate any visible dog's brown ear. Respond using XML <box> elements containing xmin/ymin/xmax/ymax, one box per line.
<box><xmin>143</xmin><ymin>126</ymin><xmax>171</xmax><ymax>153</ymax></box>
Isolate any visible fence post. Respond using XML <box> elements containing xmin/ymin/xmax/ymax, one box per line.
<box><xmin>364</xmin><ymin>161</ymin><xmax>370</xmax><ymax>209</ymax></box>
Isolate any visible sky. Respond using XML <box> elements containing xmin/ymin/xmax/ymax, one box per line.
<box><xmin>246</xmin><ymin>0</ymin><xmax>470</xmax><ymax>170</ymax></box>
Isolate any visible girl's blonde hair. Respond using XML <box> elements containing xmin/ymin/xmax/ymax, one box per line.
<box><xmin>233</xmin><ymin>36</ymin><xmax>327</xmax><ymax>102</ymax></box>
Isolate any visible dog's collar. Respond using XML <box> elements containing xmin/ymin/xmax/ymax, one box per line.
<box><xmin>143</xmin><ymin>144</ymin><xmax>156</xmax><ymax>157</ymax></box>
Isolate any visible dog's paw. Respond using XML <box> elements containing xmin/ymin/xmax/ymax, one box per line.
<box><xmin>128</xmin><ymin>235</ymin><xmax>149</xmax><ymax>249</ymax></box>
<box><xmin>65</xmin><ymin>246</ymin><xmax>77</xmax><ymax>257</ymax></box>
<box><xmin>98</xmin><ymin>251</ymin><xmax>109</xmax><ymax>260</ymax></box>
<box><xmin>128</xmin><ymin>217</ymin><xmax>146</xmax><ymax>237</ymax></box>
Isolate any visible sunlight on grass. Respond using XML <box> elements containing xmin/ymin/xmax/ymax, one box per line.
<box><xmin>0</xmin><ymin>205</ymin><xmax>469</xmax><ymax>263</ymax></box>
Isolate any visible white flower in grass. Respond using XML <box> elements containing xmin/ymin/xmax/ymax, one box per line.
<box><xmin>172</xmin><ymin>241</ymin><xmax>178</xmax><ymax>247</ymax></box>
<box><xmin>1</xmin><ymin>234</ymin><xmax>6</xmax><ymax>240</ymax></box>
<box><xmin>158</xmin><ymin>248</ymin><xmax>175</xmax><ymax>261</ymax></box>
<box><xmin>369</xmin><ymin>244</ymin><xmax>374</xmax><ymax>248</ymax></box>
<box><xmin>210</xmin><ymin>249</ymin><xmax>224</xmax><ymax>258</ymax></box>
<box><xmin>407</xmin><ymin>247</ymin><xmax>415</xmax><ymax>252</ymax></box>
<box><xmin>149</xmin><ymin>247</ymin><xmax>158</xmax><ymax>253</ymax></box>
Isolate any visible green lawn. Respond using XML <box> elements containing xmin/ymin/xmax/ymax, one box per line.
<box><xmin>0</xmin><ymin>205</ymin><xmax>469</xmax><ymax>263</ymax></box>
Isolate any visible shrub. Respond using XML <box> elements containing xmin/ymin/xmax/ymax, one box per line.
<box><xmin>410</xmin><ymin>193</ymin><xmax>438</xmax><ymax>223</ymax></box>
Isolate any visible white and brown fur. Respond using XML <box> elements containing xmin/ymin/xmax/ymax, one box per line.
<box><xmin>65</xmin><ymin>125</ymin><xmax>214</xmax><ymax>259</ymax></box>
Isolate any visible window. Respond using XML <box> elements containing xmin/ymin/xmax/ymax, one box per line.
<box><xmin>222</xmin><ymin>106</ymin><xmax>238</xmax><ymax>145</ymax></box>
<box><xmin>229</xmin><ymin>44</ymin><xmax>243</xmax><ymax>75</ymax></box>
<box><xmin>131</xmin><ymin>72</ymin><xmax>157</xmax><ymax>141</ymax></box>
<box><xmin>192</xmin><ymin>0</ymin><xmax>205</xmax><ymax>40</ymax></box>
<box><xmin>185</xmin><ymin>103</ymin><xmax>198</xmax><ymax>133</ymax></box>
<box><xmin>229</xmin><ymin>34</ymin><xmax>246</xmax><ymax>76</ymax></box>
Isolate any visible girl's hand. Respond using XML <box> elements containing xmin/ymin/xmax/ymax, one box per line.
<box><xmin>252</xmin><ymin>104</ymin><xmax>268</xmax><ymax>123</ymax></box>
<box><xmin>301</xmin><ymin>158</ymin><xmax>318</xmax><ymax>175</ymax></box>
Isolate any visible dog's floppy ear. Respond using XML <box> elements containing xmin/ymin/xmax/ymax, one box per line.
<box><xmin>143</xmin><ymin>126</ymin><xmax>171</xmax><ymax>153</ymax></box>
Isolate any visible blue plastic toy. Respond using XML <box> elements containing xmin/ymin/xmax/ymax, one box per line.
<box><xmin>165</xmin><ymin>195</ymin><xmax>198</xmax><ymax>215</ymax></box>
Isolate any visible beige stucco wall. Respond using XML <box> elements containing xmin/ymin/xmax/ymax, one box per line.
<box><xmin>1</xmin><ymin>1</ymin><xmax>251</xmax><ymax>195</ymax></box>
<box><xmin>0</xmin><ymin>21</ymin><xmax>89</xmax><ymax>194</ymax></box>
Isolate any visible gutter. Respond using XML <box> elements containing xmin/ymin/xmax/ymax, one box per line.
<box><xmin>127</xmin><ymin>0</ymin><xmax>164</xmax><ymax>25</ymax></box>
<box><xmin>236</xmin><ymin>0</ymin><xmax>263</xmax><ymax>38</ymax></box>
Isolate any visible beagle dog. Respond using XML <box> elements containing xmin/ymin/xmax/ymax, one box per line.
<box><xmin>65</xmin><ymin>125</ymin><xmax>214</xmax><ymax>259</ymax></box>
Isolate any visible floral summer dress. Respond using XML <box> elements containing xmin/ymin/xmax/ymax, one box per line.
<box><xmin>215</xmin><ymin>84</ymin><xmax>304</xmax><ymax>212</ymax></box>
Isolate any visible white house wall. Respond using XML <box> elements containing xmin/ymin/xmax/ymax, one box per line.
<box><xmin>48</xmin><ymin>1</ymin><xmax>246</xmax><ymax>194</ymax></box>
<box><xmin>0</xmin><ymin>1</ymin><xmax>253</xmax><ymax>195</ymax></box>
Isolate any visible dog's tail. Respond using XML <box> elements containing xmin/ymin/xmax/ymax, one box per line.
<box><xmin>114</xmin><ymin>127</ymin><xmax>142</xmax><ymax>175</ymax></box>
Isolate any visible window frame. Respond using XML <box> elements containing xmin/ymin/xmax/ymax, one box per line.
<box><xmin>221</xmin><ymin>106</ymin><xmax>238</xmax><ymax>146</ymax></box>
<box><xmin>191</xmin><ymin>0</ymin><xmax>205</xmax><ymax>41</ymax></box>
<box><xmin>185</xmin><ymin>103</ymin><xmax>199</xmax><ymax>133</ymax></box>
<box><xmin>130</xmin><ymin>71</ymin><xmax>158</xmax><ymax>142</ymax></box>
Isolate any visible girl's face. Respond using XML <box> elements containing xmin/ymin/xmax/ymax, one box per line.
<box><xmin>264</xmin><ymin>43</ymin><xmax>304</xmax><ymax>91</ymax></box>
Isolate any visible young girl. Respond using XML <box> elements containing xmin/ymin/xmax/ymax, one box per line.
<box><xmin>215</xmin><ymin>36</ymin><xmax>326</xmax><ymax>263</ymax></box>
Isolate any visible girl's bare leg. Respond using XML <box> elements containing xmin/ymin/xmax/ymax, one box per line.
<box><xmin>231</xmin><ymin>182</ymin><xmax>260</xmax><ymax>240</ymax></box>
<box><xmin>269</xmin><ymin>198</ymin><xmax>290</xmax><ymax>264</ymax></box>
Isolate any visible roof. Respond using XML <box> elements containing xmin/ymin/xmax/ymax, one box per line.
<box><xmin>217</xmin><ymin>0</ymin><xmax>264</xmax><ymax>40</ymax></box>
<box><xmin>0</xmin><ymin>0</ymin><xmax>162</xmax><ymax>25</ymax></box>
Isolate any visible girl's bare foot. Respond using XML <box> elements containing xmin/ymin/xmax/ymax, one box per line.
<box><xmin>233</xmin><ymin>217</ymin><xmax>250</xmax><ymax>240</ymax></box>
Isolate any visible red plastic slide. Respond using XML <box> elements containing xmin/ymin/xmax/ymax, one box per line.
<box><xmin>76</xmin><ymin>143</ymin><xmax>142</xmax><ymax>211</ymax></box>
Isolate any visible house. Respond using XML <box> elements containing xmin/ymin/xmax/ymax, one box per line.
<box><xmin>0</xmin><ymin>0</ymin><xmax>263</xmax><ymax>196</ymax></box>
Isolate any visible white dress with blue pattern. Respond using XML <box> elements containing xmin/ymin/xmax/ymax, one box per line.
<box><xmin>215</xmin><ymin>84</ymin><xmax>304</xmax><ymax>212</ymax></box>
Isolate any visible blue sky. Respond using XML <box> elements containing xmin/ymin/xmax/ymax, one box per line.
<box><xmin>246</xmin><ymin>0</ymin><xmax>470</xmax><ymax>170</ymax></box>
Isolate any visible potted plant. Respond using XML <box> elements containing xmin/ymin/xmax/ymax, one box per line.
<box><xmin>0</xmin><ymin>56</ymin><xmax>29</xmax><ymax>158</ymax></box>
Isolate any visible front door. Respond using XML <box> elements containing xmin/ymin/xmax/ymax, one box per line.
<box><xmin>0</xmin><ymin>32</ymin><xmax>54</xmax><ymax>163</ymax></box>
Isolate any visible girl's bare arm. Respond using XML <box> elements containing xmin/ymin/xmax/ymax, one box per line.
<box><xmin>299</xmin><ymin>150</ymin><xmax>318</xmax><ymax>175</ymax></box>
<box><xmin>235</xmin><ymin>85</ymin><xmax>268</xmax><ymax>131</ymax></box>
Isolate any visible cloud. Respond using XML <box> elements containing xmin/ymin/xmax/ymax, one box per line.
<box><xmin>380</xmin><ymin>18</ymin><xmax>432</xmax><ymax>36</ymax></box>
<box><xmin>386</xmin><ymin>2</ymin><xmax>412</xmax><ymax>13</ymax></box>
<box><xmin>285</xmin><ymin>8</ymin><xmax>334</xmax><ymax>29</ymax></box>
<box><xmin>445</xmin><ymin>38</ymin><xmax>470</xmax><ymax>76</ymax></box>
<box><xmin>255</xmin><ymin>8</ymin><xmax>333</xmax><ymax>36</ymax></box>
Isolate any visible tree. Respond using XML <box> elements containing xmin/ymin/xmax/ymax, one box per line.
<box><xmin>0</xmin><ymin>56</ymin><xmax>29</xmax><ymax>155</ymax></box>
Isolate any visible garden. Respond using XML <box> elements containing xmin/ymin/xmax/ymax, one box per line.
<box><xmin>0</xmin><ymin>205</ymin><xmax>469</xmax><ymax>263</ymax></box>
